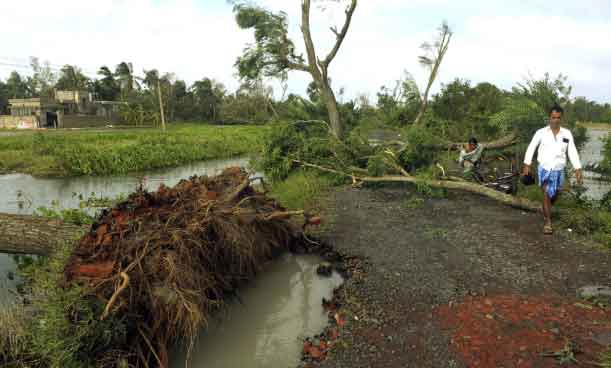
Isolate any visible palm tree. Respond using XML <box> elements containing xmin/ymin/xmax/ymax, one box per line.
<box><xmin>115</xmin><ymin>62</ymin><xmax>139</xmax><ymax>100</ymax></box>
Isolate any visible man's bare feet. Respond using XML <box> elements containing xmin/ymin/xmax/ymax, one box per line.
<box><xmin>543</xmin><ymin>223</ymin><xmax>553</xmax><ymax>235</ymax></box>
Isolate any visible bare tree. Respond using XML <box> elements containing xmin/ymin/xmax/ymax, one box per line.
<box><xmin>414</xmin><ymin>22</ymin><xmax>452</xmax><ymax>126</ymax></box>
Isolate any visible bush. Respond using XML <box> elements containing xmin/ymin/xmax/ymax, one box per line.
<box><xmin>398</xmin><ymin>125</ymin><xmax>443</xmax><ymax>171</ymax></box>
<box><xmin>489</xmin><ymin>97</ymin><xmax>546</xmax><ymax>141</ymax></box>
<box><xmin>560</xmin><ymin>207</ymin><xmax>611</xmax><ymax>248</ymax></box>
<box><xmin>269</xmin><ymin>171</ymin><xmax>336</xmax><ymax>212</ymax></box>
<box><xmin>257</xmin><ymin>121</ymin><xmax>369</xmax><ymax>182</ymax></box>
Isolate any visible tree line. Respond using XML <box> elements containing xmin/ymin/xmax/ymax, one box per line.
<box><xmin>0</xmin><ymin>58</ymin><xmax>278</xmax><ymax>125</ymax></box>
<box><xmin>0</xmin><ymin>0</ymin><xmax>609</xmax><ymax>129</ymax></box>
<box><xmin>0</xmin><ymin>58</ymin><xmax>609</xmax><ymax>130</ymax></box>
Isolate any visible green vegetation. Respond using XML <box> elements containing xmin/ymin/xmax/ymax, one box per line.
<box><xmin>0</xmin><ymin>193</ymin><xmax>140</xmax><ymax>367</ymax></box>
<box><xmin>0</xmin><ymin>124</ymin><xmax>268</xmax><ymax>177</ymax></box>
<box><xmin>601</xmin><ymin>133</ymin><xmax>611</xmax><ymax>174</ymax></box>
<box><xmin>27</xmin><ymin>246</ymin><xmax>126</xmax><ymax>368</ymax></box>
<box><xmin>255</xmin><ymin>70</ymin><xmax>608</xmax><ymax>250</ymax></box>
<box><xmin>269</xmin><ymin>170</ymin><xmax>337</xmax><ymax>213</ymax></box>
<box><xmin>0</xmin><ymin>242</ymin><xmax>127</xmax><ymax>368</ymax></box>
<box><xmin>520</xmin><ymin>183</ymin><xmax>611</xmax><ymax>248</ymax></box>
<box><xmin>601</xmin><ymin>348</ymin><xmax>611</xmax><ymax>368</ymax></box>
<box><xmin>0</xmin><ymin>303</ymin><xmax>28</xmax><ymax>366</ymax></box>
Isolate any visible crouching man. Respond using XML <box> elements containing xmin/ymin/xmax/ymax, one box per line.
<box><xmin>459</xmin><ymin>137</ymin><xmax>484</xmax><ymax>181</ymax></box>
<box><xmin>522</xmin><ymin>104</ymin><xmax>583</xmax><ymax>234</ymax></box>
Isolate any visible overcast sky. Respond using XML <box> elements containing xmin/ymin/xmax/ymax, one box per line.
<box><xmin>1</xmin><ymin>0</ymin><xmax>609</xmax><ymax>103</ymax></box>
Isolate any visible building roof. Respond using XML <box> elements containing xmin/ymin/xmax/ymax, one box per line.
<box><xmin>8</xmin><ymin>97</ymin><xmax>59</xmax><ymax>108</ymax></box>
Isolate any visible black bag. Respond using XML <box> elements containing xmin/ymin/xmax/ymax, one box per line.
<box><xmin>521</xmin><ymin>173</ymin><xmax>536</xmax><ymax>186</ymax></box>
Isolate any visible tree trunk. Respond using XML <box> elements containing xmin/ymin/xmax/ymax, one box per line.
<box><xmin>157</xmin><ymin>79</ymin><xmax>166</xmax><ymax>131</ymax></box>
<box><xmin>295</xmin><ymin>161</ymin><xmax>541</xmax><ymax>213</ymax></box>
<box><xmin>359</xmin><ymin>175</ymin><xmax>540</xmax><ymax>212</ymax></box>
<box><xmin>388</xmin><ymin>132</ymin><xmax>519</xmax><ymax>153</ymax></box>
<box><xmin>322</xmin><ymin>85</ymin><xmax>342</xmax><ymax>138</ymax></box>
<box><xmin>413</xmin><ymin>98</ymin><xmax>429</xmax><ymax>127</ymax></box>
<box><xmin>0</xmin><ymin>213</ymin><xmax>86</xmax><ymax>255</ymax></box>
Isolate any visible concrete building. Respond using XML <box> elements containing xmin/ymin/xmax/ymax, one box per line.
<box><xmin>1</xmin><ymin>90</ymin><xmax>122</xmax><ymax>129</ymax></box>
<box><xmin>6</xmin><ymin>97</ymin><xmax>60</xmax><ymax>128</ymax></box>
<box><xmin>94</xmin><ymin>101</ymin><xmax>124</xmax><ymax>120</ymax></box>
<box><xmin>55</xmin><ymin>90</ymin><xmax>92</xmax><ymax>114</ymax></box>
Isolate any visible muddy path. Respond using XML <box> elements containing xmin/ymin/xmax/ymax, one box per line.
<box><xmin>310</xmin><ymin>186</ymin><xmax>611</xmax><ymax>367</ymax></box>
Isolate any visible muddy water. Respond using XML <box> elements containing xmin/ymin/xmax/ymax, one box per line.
<box><xmin>580</xmin><ymin>126</ymin><xmax>610</xmax><ymax>200</ymax></box>
<box><xmin>171</xmin><ymin>254</ymin><xmax>343</xmax><ymax>368</ymax></box>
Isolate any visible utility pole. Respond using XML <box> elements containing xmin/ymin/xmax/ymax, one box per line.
<box><xmin>157</xmin><ymin>79</ymin><xmax>166</xmax><ymax>131</ymax></box>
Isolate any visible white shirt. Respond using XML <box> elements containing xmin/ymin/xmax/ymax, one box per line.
<box><xmin>524</xmin><ymin>126</ymin><xmax>582</xmax><ymax>171</ymax></box>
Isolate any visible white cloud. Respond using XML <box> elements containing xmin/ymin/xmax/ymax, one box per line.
<box><xmin>0</xmin><ymin>1</ymin><xmax>609</xmax><ymax>102</ymax></box>
<box><xmin>445</xmin><ymin>15</ymin><xmax>611</xmax><ymax>98</ymax></box>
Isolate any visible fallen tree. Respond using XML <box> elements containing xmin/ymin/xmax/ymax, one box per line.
<box><xmin>0</xmin><ymin>213</ymin><xmax>87</xmax><ymax>255</ymax></box>
<box><xmin>295</xmin><ymin>160</ymin><xmax>541</xmax><ymax>212</ymax></box>
<box><xmin>388</xmin><ymin>131</ymin><xmax>519</xmax><ymax>152</ymax></box>
<box><xmin>1</xmin><ymin>168</ymin><xmax>317</xmax><ymax>368</ymax></box>
<box><xmin>448</xmin><ymin>131</ymin><xmax>519</xmax><ymax>150</ymax></box>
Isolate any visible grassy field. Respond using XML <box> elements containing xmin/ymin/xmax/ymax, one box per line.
<box><xmin>0</xmin><ymin>124</ymin><xmax>269</xmax><ymax>177</ymax></box>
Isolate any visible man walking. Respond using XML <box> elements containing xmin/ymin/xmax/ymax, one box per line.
<box><xmin>522</xmin><ymin>104</ymin><xmax>583</xmax><ymax>234</ymax></box>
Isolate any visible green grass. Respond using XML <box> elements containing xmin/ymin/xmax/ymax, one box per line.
<box><xmin>268</xmin><ymin>170</ymin><xmax>340</xmax><ymax>236</ymax></box>
<box><xmin>0</xmin><ymin>124</ymin><xmax>269</xmax><ymax>177</ymax></box>
<box><xmin>4</xmin><ymin>242</ymin><xmax>127</xmax><ymax>368</ymax></box>
<box><xmin>269</xmin><ymin>170</ymin><xmax>337</xmax><ymax>213</ymax></box>
<box><xmin>601</xmin><ymin>347</ymin><xmax>611</xmax><ymax>368</ymax></box>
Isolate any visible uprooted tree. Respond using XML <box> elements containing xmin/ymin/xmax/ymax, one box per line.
<box><xmin>1</xmin><ymin>169</ymin><xmax>321</xmax><ymax>367</ymax></box>
<box><xmin>233</xmin><ymin>0</ymin><xmax>358</xmax><ymax>138</ymax></box>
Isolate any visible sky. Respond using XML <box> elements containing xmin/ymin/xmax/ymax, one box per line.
<box><xmin>0</xmin><ymin>0</ymin><xmax>609</xmax><ymax>103</ymax></box>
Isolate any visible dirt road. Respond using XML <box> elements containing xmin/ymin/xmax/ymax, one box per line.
<box><xmin>309</xmin><ymin>186</ymin><xmax>611</xmax><ymax>367</ymax></box>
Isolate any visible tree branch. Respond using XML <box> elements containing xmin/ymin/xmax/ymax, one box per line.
<box><xmin>381</xmin><ymin>132</ymin><xmax>518</xmax><ymax>152</ymax></box>
<box><xmin>330</xmin><ymin>26</ymin><xmax>340</xmax><ymax>38</ymax></box>
<box><xmin>443</xmin><ymin>132</ymin><xmax>519</xmax><ymax>150</ymax></box>
<box><xmin>321</xmin><ymin>0</ymin><xmax>358</xmax><ymax>68</ymax></box>
<box><xmin>287</xmin><ymin>61</ymin><xmax>310</xmax><ymax>73</ymax></box>
<box><xmin>301</xmin><ymin>0</ymin><xmax>320</xmax><ymax>75</ymax></box>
